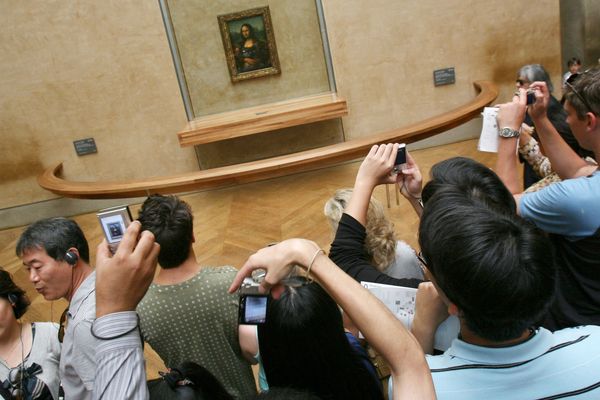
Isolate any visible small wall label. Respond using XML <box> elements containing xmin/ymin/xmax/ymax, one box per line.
<box><xmin>73</xmin><ymin>138</ymin><xmax>97</xmax><ymax>156</ymax></box>
<box><xmin>433</xmin><ymin>67</ymin><xmax>456</xmax><ymax>86</ymax></box>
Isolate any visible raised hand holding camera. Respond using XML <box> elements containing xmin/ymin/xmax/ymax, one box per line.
<box><xmin>95</xmin><ymin>221</ymin><xmax>160</xmax><ymax>317</ymax></box>
<box><xmin>397</xmin><ymin>151</ymin><xmax>422</xmax><ymax>199</ymax></box>
<box><xmin>527</xmin><ymin>81</ymin><xmax>551</xmax><ymax>120</ymax></box>
<box><xmin>392</xmin><ymin>144</ymin><xmax>407</xmax><ymax>173</ymax></box>
<box><xmin>355</xmin><ymin>143</ymin><xmax>401</xmax><ymax>188</ymax></box>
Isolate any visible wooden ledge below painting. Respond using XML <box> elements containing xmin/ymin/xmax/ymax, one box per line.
<box><xmin>178</xmin><ymin>92</ymin><xmax>348</xmax><ymax>146</ymax></box>
<box><xmin>38</xmin><ymin>81</ymin><xmax>498</xmax><ymax>199</ymax></box>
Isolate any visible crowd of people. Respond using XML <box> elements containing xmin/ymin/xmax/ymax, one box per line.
<box><xmin>1</xmin><ymin>65</ymin><xmax>599</xmax><ymax>399</ymax></box>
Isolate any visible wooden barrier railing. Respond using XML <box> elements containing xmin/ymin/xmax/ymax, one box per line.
<box><xmin>38</xmin><ymin>81</ymin><xmax>498</xmax><ymax>199</ymax></box>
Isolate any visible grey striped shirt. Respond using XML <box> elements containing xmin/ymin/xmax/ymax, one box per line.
<box><xmin>92</xmin><ymin>311</ymin><xmax>148</xmax><ymax>400</ymax></box>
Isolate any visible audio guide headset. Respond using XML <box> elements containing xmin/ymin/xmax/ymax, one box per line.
<box><xmin>64</xmin><ymin>251</ymin><xmax>78</xmax><ymax>266</ymax></box>
<box><xmin>7</xmin><ymin>293</ymin><xmax>18</xmax><ymax>306</ymax></box>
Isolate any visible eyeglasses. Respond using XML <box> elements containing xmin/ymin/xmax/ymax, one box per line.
<box><xmin>416</xmin><ymin>251</ymin><xmax>428</xmax><ymax>273</ymax></box>
<box><xmin>58</xmin><ymin>307</ymin><xmax>69</xmax><ymax>343</ymax></box>
<box><xmin>516</xmin><ymin>79</ymin><xmax>528</xmax><ymax>86</ymax></box>
<box><xmin>565</xmin><ymin>72</ymin><xmax>596</xmax><ymax>115</ymax></box>
<box><xmin>416</xmin><ymin>251</ymin><xmax>435</xmax><ymax>282</ymax></box>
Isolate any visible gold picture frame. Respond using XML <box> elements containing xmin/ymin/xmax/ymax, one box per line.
<box><xmin>218</xmin><ymin>6</ymin><xmax>281</xmax><ymax>83</ymax></box>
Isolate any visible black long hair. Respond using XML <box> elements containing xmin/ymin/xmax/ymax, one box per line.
<box><xmin>257</xmin><ymin>277</ymin><xmax>383</xmax><ymax>400</ymax></box>
<box><xmin>0</xmin><ymin>267</ymin><xmax>30</xmax><ymax>319</ymax></box>
<box><xmin>422</xmin><ymin>156</ymin><xmax>516</xmax><ymax>215</ymax></box>
<box><xmin>419</xmin><ymin>186</ymin><xmax>556</xmax><ymax>341</ymax></box>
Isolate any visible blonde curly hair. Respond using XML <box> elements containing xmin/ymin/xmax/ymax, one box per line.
<box><xmin>324</xmin><ymin>188</ymin><xmax>397</xmax><ymax>271</ymax></box>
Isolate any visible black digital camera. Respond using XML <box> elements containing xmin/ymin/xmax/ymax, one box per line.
<box><xmin>238</xmin><ymin>275</ymin><xmax>269</xmax><ymax>325</ymax></box>
<box><xmin>392</xmin><ymin>144</ymin><xmax>407</xmax><ymax>174</ymax></box>
<box><xmin>526</xmin><ymin>89</ymin><xmax>536</xmax><ymax>105</ymax></box>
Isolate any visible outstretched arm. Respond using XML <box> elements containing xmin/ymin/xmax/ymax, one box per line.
<box><xmin>330</xmin><ymin>143</ymin><xmax>422</xmax><ymax>287</ymax></box>
<box><xmin>346</xmin><ymin>143</ymin><xmax>401</xmax><ymax>225</ymax></box>
<box><xmin>411</xmin><ymin>282</ymin><xmax>449</xmax><ymax>354</ymax></box>
<box><xmin>238</xmin><ymin>325</ymin><xmax>259</xmax><ymax>364</ymax></box>
<box><xmin>93</xmin><ymin>221</ymin><xmax>160</xmax><ymax>400</ymax></box>
<box><xmin>495</xmin><ymin>89</ymin><xmax>527</xmax><ymax>196</ymax></box>
<box><xmin>528</xmin><ymin>81</ymin><xmax>594</xmax><ymax>179</ymax></box>
<box><xmin>397</xmin><ymin>151</ymin><xmax>424</xmax><ymax>217</ymax></box>
<box><xmin>229</xmin><ymin>239</ymin><xmax>436</xmax><ymax>400</ymax></box>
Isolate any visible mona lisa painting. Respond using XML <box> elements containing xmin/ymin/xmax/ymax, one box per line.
<box><xmin>218</xmin><ymin>7</ymin><xmax>281</xmax><ymax>83</ymax></box>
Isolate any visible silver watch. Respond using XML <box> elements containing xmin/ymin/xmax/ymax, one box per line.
<box><xmin>498</xmin><ymin>127</ymin><xmax>520</xmax><ymax>138</ymax></box>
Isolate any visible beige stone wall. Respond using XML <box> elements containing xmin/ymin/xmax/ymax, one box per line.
<box><xmin>323</xmin><ymin>0</ymin><xmax>563</xmax><ymax>139</ymax></box>
<box><xmin>583</xmin><ymin>0</ymin><xmax>600</xmax><ymax>66</ymax></box>
<box><xmin>560</xmin><ymin>0</ymin><xmax>600</xmax><ymax>70</ymax></box>
<box><xmin>166</xmin><ymin>0</ymin><xmax>344</xmax><ymax>168</ymax></box>
<box><xmin>0</xmin><ymin>1</ymin><xmax>195</xmax><ymax>209</ymax></box>
<box><xmin>168</xmin><ymin>0</ymin><xmax>331</xmax><ymax>116</ymax></box>
<box><xmin>1</xmin><ymin>0</ymin><xmax>563</xmax><ymax>212</ymax></box>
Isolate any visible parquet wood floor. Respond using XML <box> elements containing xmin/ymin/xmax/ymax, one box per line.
<box><xmin>0</xmin><ymin>139</ymin><xmax>511</xmax><ymax>380</ymax></box>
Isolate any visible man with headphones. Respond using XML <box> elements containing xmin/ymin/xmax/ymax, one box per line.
<box><xmin>16</xmin><ymin>217</ymin><xmax>99</xmax><ymax>400</ymax></box>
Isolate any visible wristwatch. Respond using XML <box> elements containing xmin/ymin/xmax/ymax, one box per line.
<box><xmin>498</xmin><ymin>127</ymin><xmax>520</xmax><ymax>138</ymax></box>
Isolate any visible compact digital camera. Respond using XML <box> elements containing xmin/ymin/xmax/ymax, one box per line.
<box><xmin>526</xmin><ymin>89</ymin><xmax>536</xmax><ymax>105</ymax></box>
<box><xmin>97</xmin><ymin>205</ymin><xmax>133</xmax><ymax>254</ymax></box>
<box><xmin>392</xmin><ymin>143</ymin><xmax>407</xmax><ymax>174</ymax></box>
<box><xmin>238</xmin><ymin>274</ymin><xmax>269</xmax><ymax>325</ymax></box>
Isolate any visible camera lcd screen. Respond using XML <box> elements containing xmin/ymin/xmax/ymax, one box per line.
<box><xmin>239</xmin><ymin>295</ymin><xmax>268</xmax><ymax>324</ymax></box>
<box><xmin>97</xmin><ymin>206</ymin><xmax>132</xmax><ymax>251</ymax></box>
<box><xmin>101</xmin><ymin>216</ymin><xmax>126</xmax><ymax>243</ymax></box>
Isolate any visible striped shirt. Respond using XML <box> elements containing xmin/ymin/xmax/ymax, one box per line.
<box><xmin>93</xmin><ymin>311</ymin><xmax>148</xmax><ymax>400</ymax></box>
<box><xmin>427</xmin><ymin>326</ymin><xmax>600</xmax><ymax>399</ymax></box>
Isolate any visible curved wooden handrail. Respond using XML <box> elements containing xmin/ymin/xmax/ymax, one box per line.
<box><xmin>38</xmin><ymin>81</ymin><xmax>498</xmax><ymax>199</ymax></box>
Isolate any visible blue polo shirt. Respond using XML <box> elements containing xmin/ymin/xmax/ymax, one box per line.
<box><xmin>519</xmin><ymin>171</ymin><xmax>600</xmax><ymax>329</ymax></box>
<box><xmin>390</xmin><ymin>326</ymin><xmax>600</xmax><ymax>399</ymax></box>
<box><xmin>520</xmin><ymin>170</ymin><xmax>600</xmax><ymax>239</ymax></box>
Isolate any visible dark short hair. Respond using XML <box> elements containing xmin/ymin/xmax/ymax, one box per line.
<box><xmin>422</xmin><ymin>157</ymin><xmax>516</xmax><ymax>215</ymax></box>
<box><xmin>138</xmin><ymin>195</ymin><xmax>193</xmax><ymax>269</ymax></box>
<box><xmin>565</xmin><ymin>67</ymin><xmax>600</xmax><ymax>119</ymax></box>
<box><xmin>258</xmin><ymin>277</ymin><xmax>383</xmax><ymax>400</ymax></box>
<box><xmin>419</xmin><ymin>187</ymin><xmax>556</xmax><ymax>341</ymax></box>
<box><xmin>567</xmin><ymin>57</ymin><xmax>581</xmax><ymax>68</ymax></box>
<box><xmin>0</xmin><ymin>267</ymin><xmax>31</xmax><ymax>319</ymax></box>
<box><xmin>16</xmin><ymin>217</ymin><xmax>90</xmax><ymax>263</ymax></box>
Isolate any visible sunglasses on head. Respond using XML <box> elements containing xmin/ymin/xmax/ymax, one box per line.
<box><xmin>565</xmin><ymin>72</ymin><xmax>596</xmax><ymax>115</ymax></box>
